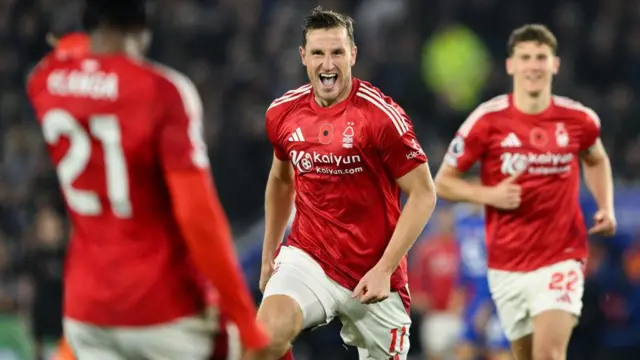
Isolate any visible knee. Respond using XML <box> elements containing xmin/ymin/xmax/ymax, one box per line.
<box><xmin>257</xmin><ymin>294</ymin><xmax>303</xmax><ymax>347</ymax></box>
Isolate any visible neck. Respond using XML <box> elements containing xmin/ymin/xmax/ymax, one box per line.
<box><xmin>90</xmin><ymin>29</ymin><xmax>142</xmax><ymax>58</ymax></box>
<box><xmin>513</xmin><ymin>89</ymin><xmax>551</xmax><ymax>114</ymax></box>
<box><xmin>315</xmin><ymin>76</ymin><xmax>352</xmax><ymax>107</ymax></box>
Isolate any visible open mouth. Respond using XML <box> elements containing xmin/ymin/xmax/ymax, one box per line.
<box><xmin>319</xmin><ymin>73</ymin><xmax>338</xmax><ymax>88</ymax></box>
<box><xmin>525</xmin><ymin>74</ymin><xmax>543</xmax><ymax>81</ymax></box>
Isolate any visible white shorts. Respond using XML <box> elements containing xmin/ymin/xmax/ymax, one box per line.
<box><xmin>488</xmin><ymin>259</ymin><xmax>585</xmax><ymax>341</ymax></box>
<box><xmin>420</xmin><ymin>313</ymin><xmax>461</xmax><ymax>356</ymax></box>
<box><xmin>64</xmin><ymin>313</ymin><xmax>217</xmax><ymax>360</ymax></box>
<box><xmin>263</xmin><ymin>245</ymin><xmax>412</xmax><ymax>360</ymax></box>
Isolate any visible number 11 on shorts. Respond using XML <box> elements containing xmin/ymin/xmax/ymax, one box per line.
<box><xmin>388</xmin><ymin>325</ymin><xmax>407</xmax><ymax>354</ymax></box>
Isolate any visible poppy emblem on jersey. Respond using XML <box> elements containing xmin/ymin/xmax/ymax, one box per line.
<box><xmin>342</xmin><ymin>122</ymin><xmax>355</xmax><ymax>149</ymax></box>
<box><xmin>318</xmin><ymin>123</ymin><xmax>333</xmax><ymax>144</ymax></box>
<box><xmin>555</xmin><ymin>122</ymin><xmax>569</xmax><ymax>147</ymax></box>
<box><xmin>529</xmin><ymin>127</ymin><xmax>548</xmax><ymax>148</ymax></box>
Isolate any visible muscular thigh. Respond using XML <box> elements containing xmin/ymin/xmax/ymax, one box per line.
<box><xmin>338</xmin><ymin>288</ymin><xmax>412</xmax><ymax>360</ymax></box>
<box><xmin>115</xmin><ymin>313</ymin><xmax>214</xmax><ymax>360</ymax></box>
<box><xmin>488</xmin><ymin>269</ymin><xmax>532</xmax><ymax>341</ymax></box>
<box><xmin>262</xmin><ymin>246</ymin><xmax>339</xmax><ymax>329</ymax></box>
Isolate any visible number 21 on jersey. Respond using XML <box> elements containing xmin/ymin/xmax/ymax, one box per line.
<box><xmin>42</xmin><ymin>109</ymin><xmax>132</xmax><ymax>218</ymax></box>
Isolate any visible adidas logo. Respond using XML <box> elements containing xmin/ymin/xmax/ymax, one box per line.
<box><xmin>288</xmin><ymin>127</ymin><xmax>305</xmax><ymax>142</ymax></box>
<box><xmin>556</xmin><ymin>293</ymin><xmax>572</xmax><ymax>304</ymax></box>
<box><xmin>501</xmin><ymin>132</ymin><xmax>521</xmax><ymax>148</ymax></box>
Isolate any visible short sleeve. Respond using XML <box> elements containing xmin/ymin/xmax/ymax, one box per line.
<box><xmin>443</xmin><ymin>112</ymin><xmax>490</xmax><ymax>172</ymax></box>
<box><xmin>371</xmin><ymin>99</ymin><xmax>427</xmax><ymax>179</ymax></box>
<box><xmin>265</xmin><ymin>111</ymin><xmax>288</xmax><ymax>161</ymax></box>
<box><xmin>579</xmin><ymin>108</ymin><xmax>601</xmax><ymax>152</ymax></box>
<box><xmin>158</xmin><ymin>72</ymin><xmax>210</xmax><ymax>172</ymax></box>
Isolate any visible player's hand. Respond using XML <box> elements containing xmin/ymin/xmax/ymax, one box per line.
<box><xmin>352</xmin><ymin>266</ymin><xmax>391</xmax><ymax>304</ymax></box>
<box><xmin>588</xmin><ymin>209</ymin><xmax>616</xmax><ymax>236</ymax></box>
<box><xmin>259</xmin><ymin>261</ymin><xmax>274</xmax><ymax>293</ymax></box>
<box><xmin>485</xmin><ymin>171</ymin><xmax>523</xmax><ymax>210</ymax></box>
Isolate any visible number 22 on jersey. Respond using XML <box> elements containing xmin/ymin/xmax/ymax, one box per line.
<box><xmin>42</xmin><ymin>109</ymin><xmax>132</xmax><ymax>218</ymax></box>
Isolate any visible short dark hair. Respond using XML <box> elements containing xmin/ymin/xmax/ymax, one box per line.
<box><xmin>507</xmin><ymin>24</ymin><xmax>557</xmax><ymax>56</ymax></box>
<box><xmin>301</xmin><ymin>6</ymin><xmax>355</xmax><ymax>48</ymax></box>
<box><xmin>83</xmin><ymin>0</ymin><xmax>150</xmax><ymax>32</ymax></box>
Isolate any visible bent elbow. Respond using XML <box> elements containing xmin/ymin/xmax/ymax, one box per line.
<box><xmin>416</xmin><ymin>182</ymin><xmax>437</xmax><ymax>212</ymax></box>
<box><xmin>433</xmin><ymin>174</ymin><xmax>450</xmax><ymax>198</ymax></box>
<box><xmin>426</xmin><ymin>191</ymin><xmax>437</xmax><ymax>213</ymax></box>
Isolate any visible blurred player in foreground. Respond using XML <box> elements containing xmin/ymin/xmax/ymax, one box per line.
<box><xmin>43</xmin><ymin>30</ymin><xmax>246</xmax><ymax>360</ymax></box>
<box><xmin>258</xmin><ymin>6</ymin><xmax>437</xmax><ymax>360</ymax></box>
<box><xmin>435</xmin><ymin>24</ymin><xmax>616</xmax><ymax>360</ymax></box>
<box><xmin>453</xmin><ymin>201</ymin><xmax>510</xmax><ymax>360</ymax></box>
<box><xmin>27</xmin><ymin>0</ymin><xmax>269</xmax><ymax>358</ymax></box>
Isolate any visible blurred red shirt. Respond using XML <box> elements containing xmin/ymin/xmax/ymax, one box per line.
<box><xmin>410</xmin><ymin>235</ymin><xmax>459</xmax><ymax>311</ymax></box>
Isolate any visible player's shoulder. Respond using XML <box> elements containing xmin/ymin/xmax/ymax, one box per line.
<box><xmin>551</xmin><ymin>95</ymin><xmax>600</xmax><ymax>128</ymax></box>
<box><xmin>265</xmin><ymin>83</ymin><xmax>312</xmax><ymax>133</ymax></box>
<box><xmin>352</xmin><ymin>78</ymin><xmax>410</xmax><ymax>134</ymax></box>
<box><xmin>143</xmin><ymin>62</ymin><xmax>197</xmax><ymax>95</ymax></box>
<box><xmin>266</xmin><ymin>83</ymin><xmax>312</xmax><ymax>119</ymax></box>
<box><xmin>352</xmin><ymin>78</ymin><xmax>402</xmax><ymax>112</ymax></box>
<box><xmin>458</xmin><ymin>94</ymin><xmax>510</xmax><ymax>135</ymax></box>
<box><xmin>27</xmin><ymin>53</ymin><xmax>59</xmax><ymax>90</ymax></box>
<box><xmin>143</xmin><ymin>61</ymin><xmax>202</xmax><ymax>111</ymax></box>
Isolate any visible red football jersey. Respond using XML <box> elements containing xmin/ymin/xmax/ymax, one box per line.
<box><xmin>27</xmin><ymin>55</ymin><xmax>210</xmax><ymax>326</ymax></box>
<box><xmin>265</xmin><ymin>78</ymin><xmax>428</xmax><ymax>296</ymax></box>
<box><xmin>444</xmin><ymin>94</ymin><xmax>600</xmax><ymax>271</ymax></box>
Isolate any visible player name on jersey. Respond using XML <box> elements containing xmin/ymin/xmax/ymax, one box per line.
<box><xmin>47</xmin><ymin>62</ymin><xmax>118</xmax><ymax>100</ymax></box>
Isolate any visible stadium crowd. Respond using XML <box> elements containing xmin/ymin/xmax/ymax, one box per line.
<box><xmin>0</xmin><ymin>0</ymin><xmax>639</xmax><ymax>359</ymax></box>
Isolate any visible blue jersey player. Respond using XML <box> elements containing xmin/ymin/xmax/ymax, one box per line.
<box><xmin>453</xmin><ymin>203</ymin><xmax>511</xmax><ymax>360</ymax></box>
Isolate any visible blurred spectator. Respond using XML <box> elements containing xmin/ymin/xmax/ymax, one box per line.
<box><xmin>409</xmin><ymin>207</ymin><xmax>460</xmax><ymax>360</ymax></box>
<box><xmin>19</xmin><ymin>207</ymin><xmax>65</xmax><ymax>360</ymax></box>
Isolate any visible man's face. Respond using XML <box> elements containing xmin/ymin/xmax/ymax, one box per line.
<box><xmin>506</xmin><ymin>41</ymin><xmax>559</xmax><ymax>96</ymax></box>
<box><xmin>300</xmin><ymin>27</ymin><xmax>357</xmax><ymax>105</ymax></box>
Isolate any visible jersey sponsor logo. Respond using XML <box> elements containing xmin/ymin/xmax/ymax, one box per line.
<box><xmin>500</xmin><ymin>152</ymin><xmax>574</xmax><ymax>175</ymax></box>
<box><xmin>47</xmin><ymin>66</ymin><xmax>118</xmax><ymax>100</ymax></box>
<box><xmin>500</xmin><ymin>132</ymin><xmax>521</xmax><ymax>148</ymax></box>
<box><xmin>406</xmin><ymin>139</ymin><xmax>425</xmax><ymax>159</ymax></box>
<box><xmin>290</xmin><ymin>149</ymin><xmax>363</xmax><ymax>176</ymax></box>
